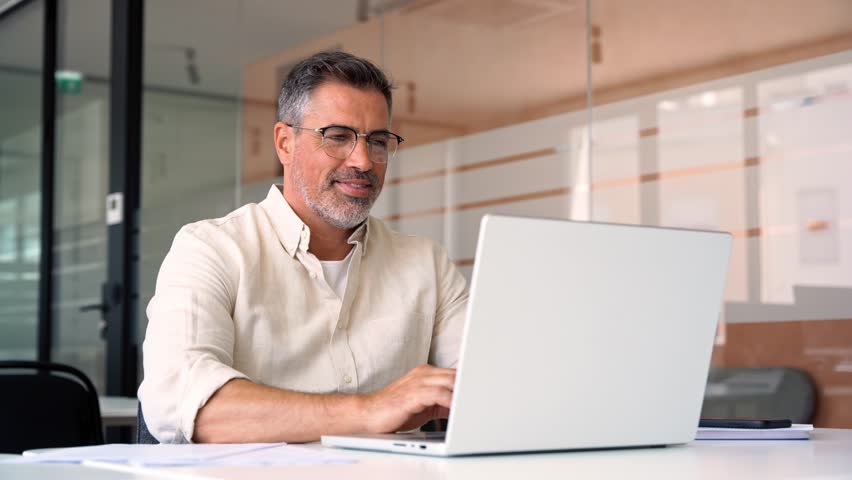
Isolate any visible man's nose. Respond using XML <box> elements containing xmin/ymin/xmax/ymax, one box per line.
<box><xmin>345</xmin><ymin>136</ymin><xmax>373</xmax><ymax>171</ymax></box>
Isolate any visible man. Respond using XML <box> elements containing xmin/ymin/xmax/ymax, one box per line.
<box><xmin>138</xmin><ymin>51</ymin><xmax>468</xmax><ymax>443</ymax></box>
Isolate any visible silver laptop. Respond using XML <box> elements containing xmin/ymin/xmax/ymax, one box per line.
<box><xmin>322</xmin><ymin>214</ymin><xmax>732</xmax><ymax>456</ymax></box>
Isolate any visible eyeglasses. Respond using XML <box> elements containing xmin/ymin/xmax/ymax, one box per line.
<box><xmin>287</xmin><ymin>124</ymin><xmax>404</xmax><ymax>164</ymax></box>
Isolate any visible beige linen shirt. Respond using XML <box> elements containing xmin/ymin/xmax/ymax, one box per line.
<box><xmin>138</xmin><ymin>185</ymin><xmax>468</xmax><ymax>443</ymax></box>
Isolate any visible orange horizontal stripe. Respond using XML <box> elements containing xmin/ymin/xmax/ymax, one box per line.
<box><xmin>387</xmin><ymin>187</ymin><xmax>572</xmax><ymax>222</ymax></box>
<box><xmin>593</xmin><ymin>175</ymin><xmax>642</xmax><ymax>189</ymax></box>
<box><xmin>454</xmin><ymin>186</ymin><xmax>571</xmax><ymax>212</ymax></box>
<box><xmin>634</xmin><ymin>156</ymin><xmax>763</xmax><ymax>185</ymax></box>
<box><xmin>729</xmin><ymin>227</ymin><xmax>762</xmax><ymax>239</ymax></box>
<box><xmin>386</xmin><ymin>168</ymin><xmax>447</xmax><ymax>186</ymax></box>
<box><xmin>384</xmin><ymin>206</ymin><xmax>448</xmax><ymax>222</ymax></box>
<box><xmin>807</xmin><ymin>220</ymin><xmax>831</xmax><ymax>232</ymax></box>
<box><xmin>454</xmin><ymin>148</ymin><xmax>558</xmax><ymax>173</ymax></box>
<box><xmin>387</xmin><ymin>147</ymin><xmax>557</xmax><ymax>186</ymax></box>
<box><xmin>639</xmin><ymin>127</ymin><xmax>659</xmax><ymax>138</ymax></box>
<box><xmin>653</xmin><ymin>160</ymin><xmax>749</xmax><ymax>181</ymax></box>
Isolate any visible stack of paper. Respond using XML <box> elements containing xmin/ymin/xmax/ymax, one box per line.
<box><xmin>695</xmin><ymin>424</ymin><xmax>813</xmax><ymax>440</ymax></box>
<box><xmin>3</xmin><ymin>443</ymin><xmax>355</xmax><ymax>467</ymax></box>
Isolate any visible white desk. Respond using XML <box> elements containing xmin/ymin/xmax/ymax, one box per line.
<box><xmin>99</xmin><ymin>396</ymin><xmax>138</xmax><ymax>428</ymax></box>
<box><xmin>3</xmin><ymin>429</ymin><xmax>851</xmax><ymax>479</ymax></box>
<box><xmin>0</xmin><ymin>462</ymin><xmax>160</xmax><ymax>480</ymax></box>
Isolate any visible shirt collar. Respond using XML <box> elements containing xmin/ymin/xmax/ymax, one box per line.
<box><xmin>260</xmin><ymin>185</ymin><xmax>370</xmax><ymax>258</ymax></box>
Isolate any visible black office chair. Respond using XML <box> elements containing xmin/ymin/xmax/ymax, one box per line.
<box><xmin>0</xmin><ymin>360</ymin><xmax>104</xmax><ymax>454</ymax></box>
<box><xmin>136</xmin><ymin>403</ymin><xmax>159</xmax><ymax>444</ymax></box>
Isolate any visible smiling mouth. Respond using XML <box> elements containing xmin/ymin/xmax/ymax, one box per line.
<box><xmin>335</xmin><ymin>180</ymin><xmax>372</xmax><ymax>190</ymax></box>
<box><xmin>332</xmin><ymin>180</ymin><xmax>375</xmax><ymax>199</ymax></box>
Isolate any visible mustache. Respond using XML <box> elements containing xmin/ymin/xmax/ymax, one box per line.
<box><xmin>326</xmin><ymin>168</ymin><xmax>380</xmax><ymax>186</ymax></box>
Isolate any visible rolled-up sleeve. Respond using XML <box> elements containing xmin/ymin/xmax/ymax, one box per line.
<box><xmin>428</xmin><ymin>243</ymin><xmax>469</xmax><ymax>368</ymax></box>
<box><xmin>138</xmin><ymin>225</ymin><xmax>249</xmax><ymax>443</ymax></box>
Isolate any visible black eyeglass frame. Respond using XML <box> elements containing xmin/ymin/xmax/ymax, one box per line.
<box><xmin>287</xmin><ymin>123</ymin><xmax>405</xmax><ymax>163</ymax></box>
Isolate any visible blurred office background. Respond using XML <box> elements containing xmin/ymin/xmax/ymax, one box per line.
<box><xmin>1</xmin><ymin>0</ymin><xmax>850</xmax><ymax>428</ymax></box>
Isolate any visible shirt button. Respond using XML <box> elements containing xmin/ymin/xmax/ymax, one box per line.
<box><xmin>343</xmin><ymin>374</ymin><xmax>352</xmax><ymax>384</ymax></box>
<box><xmin>310</xmin><ymin>272</ymin><xmax>317</xmax><ymax>279</ymax></box>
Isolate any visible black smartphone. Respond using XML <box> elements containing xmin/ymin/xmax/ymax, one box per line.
<box><xmin>699</xmin><ymin>418</ymin><xmax>792</xmax><ymax>429</ymax></box>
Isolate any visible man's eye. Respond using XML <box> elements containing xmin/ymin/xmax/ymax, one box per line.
<box><xmin>327</xmin><ymin>135</ymin><xmax>351</xmax><ymax>142</ymax></box>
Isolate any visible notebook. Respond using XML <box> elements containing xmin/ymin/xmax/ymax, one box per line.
<box><xmin>696</xmin><ymin>424</ymin><xmax>813</xmax><ymax>440</ymax></box>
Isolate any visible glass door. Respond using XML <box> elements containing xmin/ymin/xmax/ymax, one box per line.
<box><xmin>0</xmin><ymin>0</ymin><xmax>44</xmax><ymax>361</ymax></box>
<box><xmin>50</xmin><ymin>0</ymin><xmax>112</xmax><ymax>394</ymax></box>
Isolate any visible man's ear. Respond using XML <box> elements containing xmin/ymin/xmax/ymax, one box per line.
<box><xmin>273</xmin><ymin>122</ymin><xmax>293</xmax><ymax>167</ymax></box>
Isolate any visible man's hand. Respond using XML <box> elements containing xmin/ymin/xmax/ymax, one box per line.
<box><xmin>194</xmin><ymin>365</ymin><xmax>455</xmax><ymax>443</ymax></box>
<box><xmin>362</xmin><ymin>364</ymin><xmax>455</xmax><ymax>433</ymax></box>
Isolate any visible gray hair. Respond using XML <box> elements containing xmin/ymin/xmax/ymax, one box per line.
<box><xmin>277</xmin><ymin>50</ymin><xmax>393</xmax><ymax>125</ymax></box>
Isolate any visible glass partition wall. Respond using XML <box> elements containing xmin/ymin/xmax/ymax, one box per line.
<box><xmin>0</xmin><ymin>0</ymin><xmax>43</xmax><ymax>361</ymax></box>
<box><xmin>2</xmin><ymin>0</ymin><xmax>851</xmax><ymax>428</ymax></box>
<box><xmin>50</xmin><ymin>0</ymin><xmax>111</xmax><ymax>393</ymax></box>
<box><xmin>587</xmin><ymin>0</ymin><xmax>852</xmax><ymax>428</ymax></box>
<box><xmin>138</xmin><ymin>1</ymin><xmax>368</xmax><ymax>383</ymax></box>
<box><xmin>238</xmin><ymin>0</ymin><xmax>852</xmax><ymax>427</ymax></box>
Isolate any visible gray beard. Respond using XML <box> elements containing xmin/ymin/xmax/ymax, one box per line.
<box><xmin>291</xmin><ymin>161</ymin><xmax>382</xmax><ymax>230</ymax></box>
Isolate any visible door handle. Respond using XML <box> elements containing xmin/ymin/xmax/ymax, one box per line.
<box><xmin>80</xmin><ymin>303</ymin><xmax>108</xmax><ymax>313</ymax></box>
<box><xmin>80</xmin><ymin>282</ymin><xmax>117</xmax><ymax>340</ymax></box>
<box><xmin>80</xmin><ymin>282</ymin><xmax>117</xmax><ymax>315</ymax></box>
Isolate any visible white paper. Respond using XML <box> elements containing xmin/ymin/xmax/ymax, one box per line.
<box><xmin>695</xmin><ymin>423</ymin><xmax>813</xmax><ymax>440</ymax></box>
<box><xmin>204</xmin><ymin>444</ymin><xmax>355</xmax><ymax>465</ymax></box>
<box><xmin>3</xmin><ymin>443</ymin><xmax>354</xmax><ymax>467</ymax></box>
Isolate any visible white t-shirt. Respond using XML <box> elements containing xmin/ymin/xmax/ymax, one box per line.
<box><xmin>320</xmin><ymin>248</ymin><xmax>355</xmax><ymax>299</ymax></box>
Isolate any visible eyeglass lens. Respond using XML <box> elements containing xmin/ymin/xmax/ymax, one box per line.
<box><xmin>321</xmin><ymin>126</ymin><xmax>399</xmax><ymax>162</ymax></box>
